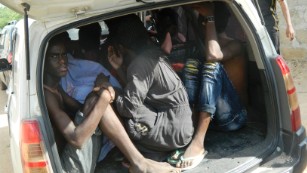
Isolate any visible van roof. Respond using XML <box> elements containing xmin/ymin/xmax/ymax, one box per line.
<box><xmin>0</xmin><ymin>0</ymin><xmax>150</xmax><ymax>21</ymax></box>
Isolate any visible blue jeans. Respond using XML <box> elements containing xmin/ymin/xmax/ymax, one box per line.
<box><xmin>183</xmin><ymin>59</ymin><xmax>247</xmax><ymax>131</ymax></box>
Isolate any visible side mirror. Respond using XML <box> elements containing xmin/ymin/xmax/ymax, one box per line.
<box><xmin>0</xmin><ymin>59</ymin><xmax>11</xmax><ymax>71</ymax></box>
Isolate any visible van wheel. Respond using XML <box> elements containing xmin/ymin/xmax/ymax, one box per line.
<box><xmin>1</xmin><ymin>81</ymin><xmax>7</xmax><ymax>90</ymax></box>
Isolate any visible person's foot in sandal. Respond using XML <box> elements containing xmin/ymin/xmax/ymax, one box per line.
<box><xmin>176</xmin><ymin>109</ymin><xmax>211</xmax><ymax>170</ymax></box>
<box><xmin>175</xmin><ymin>139</ymin><xmax>207</xmax><ymax>170</ymax></box>
<box><xmin>176</xmin><ymin>150</ymin><xmax>207</xmax><ymax>171</ymax></box>
<box><xmin>167</xmin><ymin>149</ymin><xmax>185</xmax><ymax>165</ymax></box>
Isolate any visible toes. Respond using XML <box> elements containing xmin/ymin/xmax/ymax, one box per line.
<box><xmin>176</xmin><ymin>160</ymin><xmax>192</xmax><ymax>169</ymax></box>
<box><xmin>176</xmin><ymin>160</ymin><xmax>182</xmax><ymax>168</ymax></box>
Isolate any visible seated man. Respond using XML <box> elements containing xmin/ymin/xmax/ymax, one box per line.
<box><xmin>61</xmin><ymin>23</ymin><xmax>122</xmax><ymax>104</ymax></box>
<box><xmin>176</xmin><ymin>2</ymin><xmax>247</xmax><ymax>170</ymax></box>
<box><xmin>43</xmin><ymin>33</ymin><xmax>181</xmax><ymax>173</ymax></box>
<box><xmin>105</xmin><ymin>14</ymin><xmax>194</xmax><ymax>161</ymax></box>
<box><xmin>155</xmin><ymin>8</ymin><xmax>190</xmax><ymax>78</ymax></box>
<box><xmin>59</xmin><ymin>25</ymin><xmax>122</xmax><ymax>161</ymax></box>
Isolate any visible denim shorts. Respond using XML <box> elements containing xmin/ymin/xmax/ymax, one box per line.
<box><xmin>183</xmin><ymin>59</ymin><xmax>247</xmax><ymax>131</ymax></box>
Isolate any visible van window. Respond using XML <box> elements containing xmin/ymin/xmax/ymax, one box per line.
<box><xmin>0</xmin><ymin>30</ymin><xmax>7</xmax><ymax>49</ymax></box>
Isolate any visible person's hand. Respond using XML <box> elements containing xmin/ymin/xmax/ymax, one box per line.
<box><xmin>286</xmin><ymin>25</ymin><xmax>295</xmax><ymax>41</ymax></box>
<box><xmin>82</xmin><ymin>91</ymin><xmax>99</xmax><ymax>117</ymax></box>
<box><xmin>94</xmin><ymin>73</ymin><xmax>109</xmax><ymax>87</ymax></box>
<box><xmin>189</xmin><ymin>2</ymin><xmax>214</xmax><ymax>16</ymax></box>
<box><xmin>108</xmin><ymin>45</ymin><xmax>123</xmax><ymax>70</ymax></box>
<box><xmin>93</xmin><ymin>73</ymin><xmax>115</xmax><ymax>102</ymax></box>
<box><xmin>93</xmin><ymin>84</ymin><xmax>115</xmax><ymax>102</ymax></box>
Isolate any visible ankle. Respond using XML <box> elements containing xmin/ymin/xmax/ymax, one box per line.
<box><xmin>190</xmin><ymin>137</ymin><xmax>205</xmax><ymax>148</ymax></box>
<box><xmin>130</xmin><ymin>155</ymin><xmax>146</xmax><ymax>167</ymax></box>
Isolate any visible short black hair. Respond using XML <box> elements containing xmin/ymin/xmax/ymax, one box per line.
<box><xmin>156</xmin><ymin>8</ymin><xmax>179</xmax><ymax>42</ymax></box>
<box><xmin>79</xmin><ymin>22</ymin><xmax>101</xmax><ymax>51</ymax></box>
<box><xmin>47</xmin><ymin>32</ymin><xmax>67</xmax><ymax>53</ymax></box>
<box><xmin>105</xmin><ymin>14</ymin><xmax>151</xmax><ymax>53</ymax></box>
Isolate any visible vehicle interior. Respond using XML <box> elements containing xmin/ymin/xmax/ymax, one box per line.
<box><xmin>44</xmin><ymin>2</ymin><xmax>270</xmax><ymax>172</ymax></box>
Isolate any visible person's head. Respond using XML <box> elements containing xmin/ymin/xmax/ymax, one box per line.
<box><xmin>214</xmin><ymin>2</ymin><xmax>231</xmax><ymax>34</ymax></box>
<box><xmin>156</xmin><ymin>8</ymin><xmax>179</xmax><ymax>42</ymax></box>
<box><xmin>77</xmin><ymin>22</ymin><xmax>102</xmax><ymax>61</ymax></box>
<box><xmin>44</xmin><ymin>33</ymin><xmax>68</xmax><ymax>79</ymax></box>
<box><xmin>79</xmin><ymin>22</ymin><xmax>101</xmax><ymax>52</ymax></box>
<box><xmin>57</xmin><ymin>31</ymin><xmax>71</xmax><ymax>44</ymax></box>
<box><xmin>106</xmin><ymin>14</ymin><xmax>152</xmax><ymax>56</ymax></box>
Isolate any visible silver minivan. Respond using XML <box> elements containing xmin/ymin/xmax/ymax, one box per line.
<box><xmin>0</xmin><ymin>0</ymin><xmax>306</xmax><ymax>173</ymax></box>
<box><xmin>0</xmin><ymin>23</ymin><xmax>16</xmax><ymax>90</ymax></box>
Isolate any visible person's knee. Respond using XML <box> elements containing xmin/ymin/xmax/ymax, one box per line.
<box><xmin>221</xmin><ymin>110</ymin><xmax>247</xmax><ymax>131</ymax></box>
<box><xmin>184</xmin><ymin>58</ymin><xmax>200</xmax><ymax>75</ymax></box>
<box><xmin>199</xmin><ymin>104</ymin><xmax>216</xmax><ymax>116</ymax></box>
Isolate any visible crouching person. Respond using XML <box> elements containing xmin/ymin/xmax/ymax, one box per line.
<box><xmin>43</xmin><ymin>34</ymin><xmax>181</xmax><ymax>173</ymax></box>
<box><xmin>105</xmin><ymin>14</ymin><xmax>194</xmax><ymax>160</ymax></box>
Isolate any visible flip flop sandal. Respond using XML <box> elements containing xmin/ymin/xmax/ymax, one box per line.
<box><xmin>167</xmin><ymin>149</ymin><xmax>185</xmax><ymax>165</ymax></box>
<box><xmin>178</xmin><ymin>150</ymin><xmax>208</xmax><ymax>171</ymax></box>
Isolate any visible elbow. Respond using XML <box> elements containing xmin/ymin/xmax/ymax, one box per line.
<box><xmin>206</xmin><ymin>45</ymin><xmax>223</xmax><ymax>62</ymax></box>
<box><xmin>68</xmin><ymin>136</ymin><xmax>86</xmax><ymax>149</ymax></box>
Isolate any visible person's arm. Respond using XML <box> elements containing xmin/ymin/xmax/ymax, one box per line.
<box><xmin>93</xmin><ymin>73</ymin><xmax>116</xmax><ymax>101</ymax></box>
<box><xmin>161</xmin><ymin>32</ymin><xmax>173</xmax><ymax>54</ymax></box>
<box><xmin>115</xmin><ymin>58</ymin><xmax>154</xmax><ymax>118</ymax></box>
<box><xmin>58</xmin><ymin>86</ymin><xmax>81</xmax><ymax>114</ymax></box>
<box><xmin>204</xmin><ymin>19</ymin><xmax>224</xmax><ymax>62</ymax></box>
<box><xmin>45</xmin><ymin>88</ymin><xmax>112</xmax><ymax>149</ymax></box>
<box><xmin>194</xmin><ymin>3</ymin><xmax>244</xmax><ymax>62</ymax></box>
<box><xmin>193</xmin><ymin>3</ymin><xmax>223</xmax><ymax>62</ymax></box>
<box><xmin>279</xmin><ymin>0</ymin><xmax>295</xmax><ymax>41</ymax></box>
<box><xmin>218</xmin><ymin>33</ymin><xmax>245</xmax><ymax>61</ymax></box>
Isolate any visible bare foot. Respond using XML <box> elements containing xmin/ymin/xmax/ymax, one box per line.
<box><xmin>129</xmin><ymin>158</ymin><xmax>181</xmax><ymax>173</ymax></box>
<box><xmin>147</xmin><ymin>159</ymin><xmax>173</xmax><ymax>167</ymax></box>
<box><xmin>122</xmin><ymin>157</ymin><xmax>171</xmax><ymax>168</ymax></box>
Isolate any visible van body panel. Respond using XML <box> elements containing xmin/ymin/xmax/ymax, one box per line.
<box><xmin>1</xmin><ymin>0</ymin><xmax>305</xmax><ymax>172</ymax></box>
